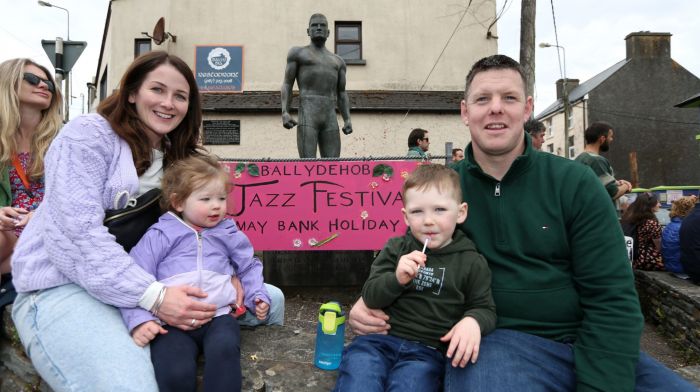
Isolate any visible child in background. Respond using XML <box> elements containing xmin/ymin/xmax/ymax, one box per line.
<box><xmin>334</xmin><ymin>164</ymin><xmax>496</xmax><ymax>392</ymax></box>
<box><xmin>120</xmin><ymin>154</ymin><xmax>271</xmax><ymax>392</ymax></box>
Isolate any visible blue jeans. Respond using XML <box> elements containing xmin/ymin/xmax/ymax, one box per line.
<box><xmin>238</xmin><ymin>283</ymin><xmax>285</xmax><ymax>326</ymax></box>
<box><xmin>151</xmin><ymin>315</ymin><xmax>241</xmax><ymax>392</ymax></box>
<box><xmin>11</xmin><ymin>284</ymin><xmax>158</xmax><ymax>392</ymax></box>
<box><xmin>444</xmin><ymin>329</ymin><xmax>698</xmax><ymax>392</ymax></box>
<box><xmin>334</xmin><ymin>334</ymin><xmax>444</xmax><ymax>392</ymax></box>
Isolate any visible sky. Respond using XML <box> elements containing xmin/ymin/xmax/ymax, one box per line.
<box><xmin>0</xmin><ymin>0</ymin><xmax>110</xmax><ymax>118</ymax></box>
<box><xmin>1</xmin><ymin>0</ymin><xmax>699</xmax><ymax>119</ymax></box>
<box><xmin>494</xmin><ymin>0</ymin><xmax>700</xmax><ymax>116</ymax></box>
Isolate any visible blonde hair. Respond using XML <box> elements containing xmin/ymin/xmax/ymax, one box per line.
<box><xmin>670</xmin><ymin>196</ymin><xmax>695</xmax><ymax>219</ymax></box>
<box><xmin>0</xmin><ymin>58</ymin><xmax>63</xmax><ymax>180</ymax></box>
<box><xmin>160</xmin><ymin>154</ymin><xmax>231</xmax><ymax>212</ymax></box>
<box><xmin>401</xmin><ymin>164</ymin><xmax>463</xmax><ymax>204</ymax></box>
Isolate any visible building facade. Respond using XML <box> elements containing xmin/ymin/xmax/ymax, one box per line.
<box><xmin>91</xmin><ymin>0</ymin><xmax>498</xmax><ymax>159</ymax></box>
<box><xmin>537</xmin><ymin>32</ymin><xmax>700</xmax><ymax>187</ymax></box>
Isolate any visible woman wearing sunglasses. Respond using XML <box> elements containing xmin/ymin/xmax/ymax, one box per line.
<box><xmin>0</xmin><ymin>58</ymin><xmax>63</xmax><ymax>310</ymax></box>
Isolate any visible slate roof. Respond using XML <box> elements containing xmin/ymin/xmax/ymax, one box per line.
<box><xmin>536</xmin><ymin>59</ymin><xmax>629</xmax><ymax>119</ymax></box>
<box><xmin>675</xmin><ymin>92</ymin><xmax>700</xmax><ymax>108</ymax></box>
<box><xmin>202</xmin><ymin>90</ymin><xmax>463</xmax><ymax>113</ymax></box>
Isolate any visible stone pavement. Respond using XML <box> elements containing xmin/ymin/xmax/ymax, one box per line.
<box><xmin>3</xmin><ymin>285</ymin><xmax>700</xmax><ymax>391</ymax></box>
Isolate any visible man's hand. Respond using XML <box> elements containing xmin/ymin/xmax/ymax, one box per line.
<box><xmin>282</xmin><ymin>112</ymin><xmax>298</xmax><ymax>129</ymax></box>
<box><xmin>342</xmin><ymin>122</ymin><xmax>353</xmax><ymax>135</ymax></box>
<box><xmin>396</xmin><ymin>251</ymin><xmax>426</xmax><ymax>286</ymax></box>
<box><xmin>347</xmin><ymin>297</ymin><xmax>390</xmax><ymax>335</ymax></box>
<box><xmin>440</xmin><ymin>316</ymin><xmax>482</xmax><ymax>368</ymax></box>
<box><xmin>131</xmin><ymin>320</ymin><xmax>167</xmax><ymax>347</ymax></box>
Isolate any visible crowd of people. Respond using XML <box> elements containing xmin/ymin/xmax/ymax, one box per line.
<box><xmin>1</xmin><ymin>48</ymin><xmax>699</xmax><ymax>391</ymax></box>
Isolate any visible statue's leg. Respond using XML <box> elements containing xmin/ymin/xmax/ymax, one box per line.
<box><xmin>318</xmin><ymin>124</ymin><xmax>341</xmax><ymax>158</ymax></box>
<box><xmin>296</xmin><ymin>99</ymin><xmax>318</xmax><ymax>158</ymax></box>
<box><xmin>297</xmin><ymin>125</ymin><xmax>318</xmax><ymax>158</ymax></box>
<box><xmin>318</xmin><ymin>100</ymin><xmax>341</xmax><ymax>158</ymax></box>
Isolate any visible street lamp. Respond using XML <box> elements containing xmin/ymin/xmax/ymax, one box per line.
<box><xmin>38</xmin><ymin>0</ymin><xmax>71</xmax><ymax>121</ymax></box>
<box><xmin>38</xmin><ymin>1</ymin><xmax>69</xmax><ymax>40</ymax></box>
<box><xmin>540</xmin><ymin>42</ymin><xmax>571</xmax><ymax>158</ymax></box>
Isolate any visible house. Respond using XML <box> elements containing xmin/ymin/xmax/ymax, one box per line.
<box><xmin>89</xmin><ymin>0</ymin><xmax>498</xmax><ymax>159</ymax></box>
<box><xmin>537</xmin><ymin>32</ymin><xmax>700</xmax><ymax>187</ymax></box>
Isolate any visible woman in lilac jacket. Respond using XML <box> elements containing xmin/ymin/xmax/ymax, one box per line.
<box><xmin>10</xmin><ymin>51</ymin><xmax>283</xmax><ymax>392</ymax></box>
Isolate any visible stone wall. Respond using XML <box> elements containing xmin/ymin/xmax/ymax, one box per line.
<box><xmin>1</xmin><ymin>305</ymin><xmax>338</xmax><ymax>392</ymax></box>
<box><xmin>635</xmin><ymin>270</ymin><xmax>700</xmax><ymax>361</ymax></box>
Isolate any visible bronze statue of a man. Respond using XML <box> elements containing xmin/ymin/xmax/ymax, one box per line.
<box><xmin>281</xmin><ymin>13</ymin><xmax>353</xmax><ymax>158</ymax></box>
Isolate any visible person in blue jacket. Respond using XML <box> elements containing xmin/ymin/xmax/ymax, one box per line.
<box><xmin>662</xmin><ymin>196</ymin><xmax>696</xmax><ymax>275</ymax></box>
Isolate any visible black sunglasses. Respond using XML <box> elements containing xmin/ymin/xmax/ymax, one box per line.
<box><xmin>23</xmin><ymin>73</ymin><xmax>55</xmax><ymax>93</ymax></box>
<box><xmin>422</xmin><ymin>137</ymin><xmax>430</xmax><ymax>142</ymax></box>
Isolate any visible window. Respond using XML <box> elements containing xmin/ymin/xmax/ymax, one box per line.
<box><xmin>547</xmin><ymin>144</ymin><xmax>554</xmax><ymax>153</ymax></box>
<box><xmin>335</xmin><ymin>22</ymin><xmax>364</xmax><ymax>64</ymax></box>
<box><xmin>99</xmin><ymin>67</ymin><xmax>108</xmax><ymax>101</ymax></box>
<box><xmin>546</xmin><ymin>119</ymin><xmax>553</xmax><ymax>137</ymax></box>
<box><xmin>134</xmin><ymin>38</ymin><xmax>152</xmax><ymax>58</ymax></box>
<box><xmin>567</xmin><ymin>136</ymin><xmax>576</xmax><ymax>158</ymax></box>
<box><xmin>567</xmin><ymin>109</ymin><xmax>574</xmax><ymax>129</ymax></box>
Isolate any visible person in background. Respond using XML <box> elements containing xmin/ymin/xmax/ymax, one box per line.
<box><xmin>523</xmin><ymin>118</ymin><xmax>545</xmax><ymax>150</ymax></box>
<box><xmin>680</xmin><ymin>196</ymin><xmax>700</xmax><ymax>284</ymax></box>
<box><xmin>334</xmin><ymin>164</ymin><xmax>495</xmax><ymax>391</ymax></box>
<box><xmin>0</xmin><ymin>58</ymin><xmax>62</xmax><ymax>316</ymax></box>
<box><xmin>10</xmin><ymin>51</ymin><xmax>283</xmax><ymax>391</ymax></box>
<box><xmin>662</xmin><ymin>196</ymin><xmax>696</xmax><ymax>277</ymax></box>
<box><xmin>348</xmin><ymin>54</ymin><xmax>696</xmax><ymax>391</ymax></box>
<box><xmin>575</xmin><ymin>121</ymin><xmax>632</xmax><ymax>202</ymax></box>
<box><xmin>451</xmin><ymin>148</ymin><xmax>464</xmax><ymax>162</ymax></box>
<box><xmin>622</xmin><ymin>193</ymin><xmax>664</xmax><ymax>271</ymax></box>
<box><xmin>407</xmin><ymin>128</ymin><xmax>430</xmax><ymax>158</ymax></box>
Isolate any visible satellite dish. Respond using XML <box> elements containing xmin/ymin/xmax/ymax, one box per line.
<box><xmin>141</xmin><ymin>17</ymin><xmax>177</xmax><ymax>45</ymax></box>
<box><xmin>153</xmin><ymin>17</ymin><xmax>165</xmax><ymax>45</ymax></box>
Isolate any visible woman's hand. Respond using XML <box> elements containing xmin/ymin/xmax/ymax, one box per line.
<box><xmin>254</xmin><ymin>298</ymin><xmax>269</xmax><ymax>320</ymax></box>
<box><xmin>0</xmin><ymin>207</ymin><xmax>28</xmax><ymax>231</ymax></box>
<box><xmin>347</xmin><ymin>297</ymin><xmax>391</xmax><ymax>335</ymax></box>
<box><xmin>156</xmin><ymin>285</ymin><xmax>217</xmax><ymax>330</ymax></box>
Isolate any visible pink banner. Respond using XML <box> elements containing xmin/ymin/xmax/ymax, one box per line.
<box><xmin>224</xmin><ymin>160</ymin><xmax>420</xmax><ymax>250</ymax></box>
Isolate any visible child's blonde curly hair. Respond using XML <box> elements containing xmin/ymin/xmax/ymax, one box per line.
<box><xmin>669</xmin><ymin>196</ymin><xmax>696</xmax><ymax>219</ymax></box>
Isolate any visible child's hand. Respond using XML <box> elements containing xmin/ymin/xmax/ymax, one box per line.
<box><xmin>439</xmin><ymin>316</ymin><xmax>481</xmax><ymax>368</ymax></box>
<box><xmin>254</xmin><ymin>298</ymin><xmax>269</xmax><ymax>320</ymax></box>
<box><xmin>395</xmin><ymin>250</ymin><xmax>427</xmax><ymax>285</ymax></box>
<box><xmin>131</xmin><ymin>320</ymin><xmax>167</xmax><ymax>347</ymax></box>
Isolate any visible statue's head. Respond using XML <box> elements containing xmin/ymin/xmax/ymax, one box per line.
<box><xmin>307</xmin><ymin>13</ymin><xmax>329</xmax><ymax>44</ymax></box>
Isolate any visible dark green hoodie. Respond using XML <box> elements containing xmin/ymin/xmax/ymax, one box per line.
<box><xmin>363</xmin><ymin>230</ymin><xmax>496</xmax><ymax>351</ymax></box>
<box><xmin>454</xmin><ymin>136</ymin><xmax>643</xmax><ymax>392</ymax></box>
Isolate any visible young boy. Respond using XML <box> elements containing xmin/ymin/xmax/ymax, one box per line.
<box><xmin>334</xmin><ymin>164</ymin><xmax>496</xmax><ymax>392</ymax></box>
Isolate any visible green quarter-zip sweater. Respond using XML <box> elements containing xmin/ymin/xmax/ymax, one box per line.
<box><xmin>363</xmin><ymin>230</ymin><xmax>497</xmax><ymax>351</ymax></box>
<box><xmin>453</xmin><ymin>137</ymin><xmax>643</xmax><ymax>392</ymax></box>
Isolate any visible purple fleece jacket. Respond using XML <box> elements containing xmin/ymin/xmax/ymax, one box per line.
<box><xmin>120</xmin><ymin>212</ymin><xmax>270</xmax><ymax>332</ymax></box>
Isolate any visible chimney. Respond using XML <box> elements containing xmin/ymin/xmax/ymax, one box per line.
<box><xmin>556</xmin><ymin>78</ymin><xmax>579</xmax><ymax>100</ymax></box>
<box><xmin>625</xmin><ymin>32</ymin><xmax>671</xmax><ymax>60</ymax></box>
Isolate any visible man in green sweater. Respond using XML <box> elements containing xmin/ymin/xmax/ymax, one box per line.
<box><xmin>348</xmin><ymin>55</ymin><xmax>696</xmax><ymax>391</ymax></box>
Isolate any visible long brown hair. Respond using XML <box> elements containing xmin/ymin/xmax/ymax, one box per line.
<box><xmin>0</xmin><ymin>58</ymin><xmax>63</xmax><ymax>179</ymax></box>
<box><xmin>621</xmin><ymin>193</ymin><xmax>658</xmax><ymax>226</ymax></box>
<box><xmin>97</xmin><ymin>51</ymin><xmax>203</xmax><ymax>175</ymax></box>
